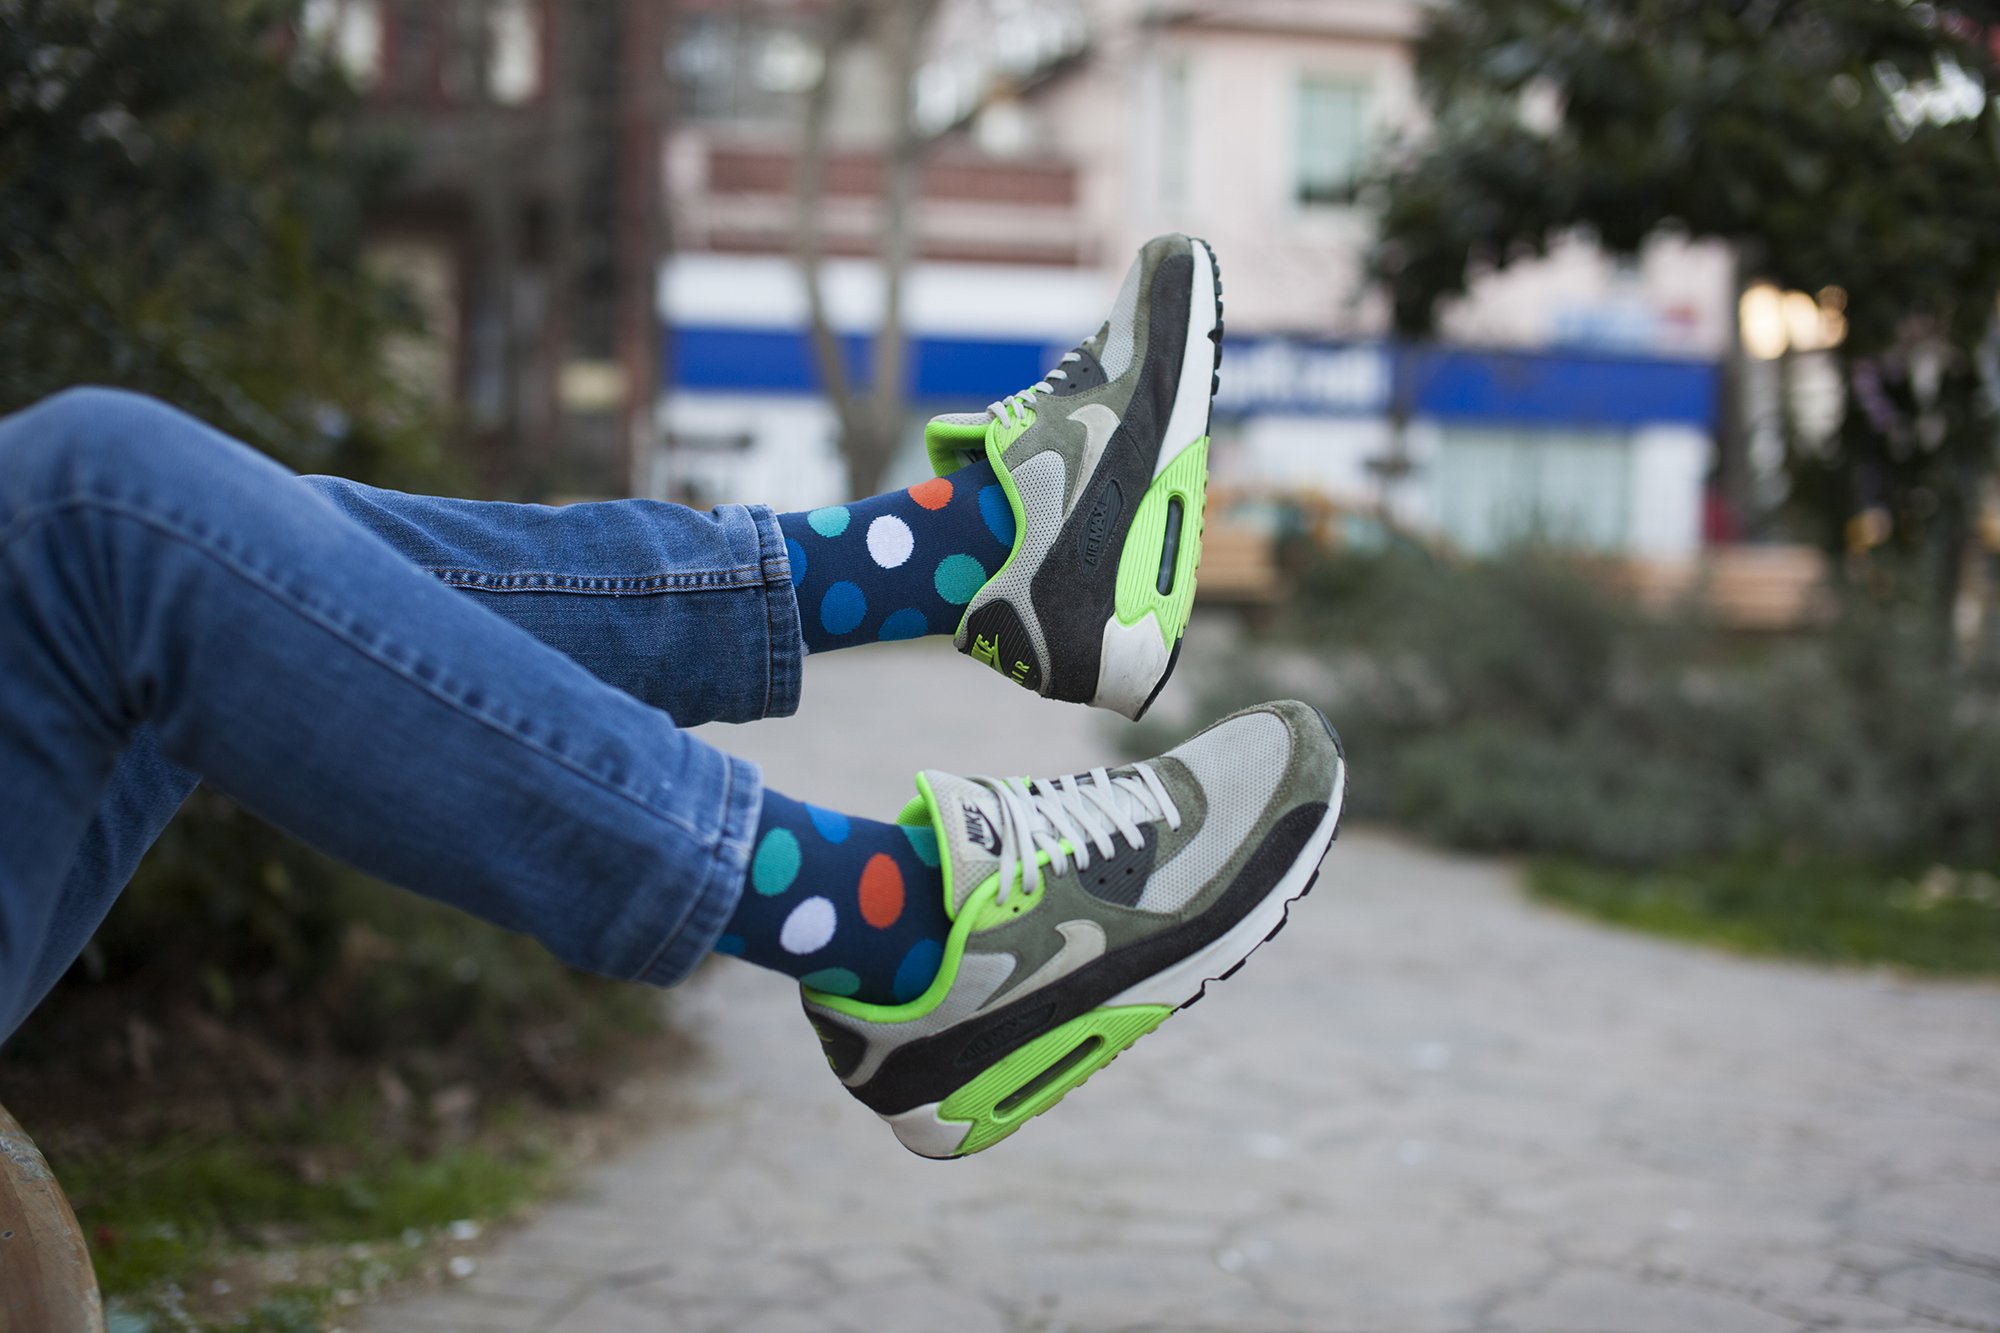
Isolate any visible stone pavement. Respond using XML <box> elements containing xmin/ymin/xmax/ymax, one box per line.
<box><xmin>360</xmin><ymin>640</ymin><xmax>2000</xmax><ymax>1333</ymax></box>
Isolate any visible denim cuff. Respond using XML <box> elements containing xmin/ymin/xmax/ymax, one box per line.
<box><xmin>629</xmin><ymin>745</ymin><xmax>761</xmax><ymax>987</ymax></box>
<box><xmin>745</xmin><ymin>503</ymin><xmax>804</xmax><ymax>720</ymax></box>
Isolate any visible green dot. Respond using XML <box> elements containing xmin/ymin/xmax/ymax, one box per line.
<box><xmin>807</xmin><ymin>506</ymin><xmax>851</xmax><ymax>538</ymax></box>
<box><xmin>751</xmin><ymin>828</ymin><xmax>801</xmax><ymax>895</ymax></box>
<box><xmin>933</xmin><ymin>553</ymin><xmax>987</xmax><ymax>606</ymax></box>
<box><xmin>800</xmin><ymin>967</ymin><xmax>860</xmax><ymax>996</ymax></box>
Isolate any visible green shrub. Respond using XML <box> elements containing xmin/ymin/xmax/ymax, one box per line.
<box><xmin>1186</xmin><ymin>546</ymin><xmax>2000</xmax><ymax>872</ymax></box>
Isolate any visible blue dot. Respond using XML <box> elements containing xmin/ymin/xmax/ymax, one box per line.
<box><xmin>785</xmin><ymin>537</ymin><xmax>807</xmax><ymax>587</ymax></box>
<box><xmin>806</xmin><ymin>805</ymin><xmax>850</xmax><ymax>843</ymax></box>
<box><xmin>878</xmin><ymin>608</ymin><xmax>929</xmax><ymax>641</ymax></box>
<box><xmin>807</xmin><ymin>506</ymin><xmax>851</xmax><ymax>538</ymax></box>
<box><xmin>901</xmin><ymin>824</ymin><xmax>940</xmax><ymax>867</ymax></box>
<box><xmin>819</xmin><ymin>581</ymin><xmax>867</xmax><ymax>635</ymax></box>
<box><xmin>713</xmin><ymin>933</ymin><xmax>746</xmax><ymax>956</ymax></box>
<box><xmin>751</xmin><ymin>828</ymin><xmax>801</xmax><ymax>895</ymax></box>
<box><xmin>978</xmin><ymin>484</ymin><xmax>1016</xmax><ymax>548</ymax></box>
<box><xmin>892</xmin><ymin>938</ymin><xmax>945</xmax><ymax>1004</ymax></box>
<box><xmin>933</xmin><ymin>554</ymin><xmax>987</xmax><ymax>606</ymax></box>
<box><xmin>801</xmin><ymin>967</ymin><xmax>861</xmax><ymax>997</ymax></box>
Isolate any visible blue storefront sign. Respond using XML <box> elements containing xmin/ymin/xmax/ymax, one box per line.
<box><xmin>666</xmin><ymin>327</ymin><xmax>1718</xmax><ymax>429</ymax></box>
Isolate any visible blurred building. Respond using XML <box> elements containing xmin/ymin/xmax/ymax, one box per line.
<box><xmin>658</xmin><ymin>0</ymin><xmax>1729</xmax><ymax>559</ymax></box>
<box><xmin>305</xmin><ymin>0</ymin><xmax>667</xmax><ymax>497</ymax></box>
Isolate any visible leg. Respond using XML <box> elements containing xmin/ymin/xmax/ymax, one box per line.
<box><xmin>23</xmin><ymin>732</ymin><xmax>195</xmax><ymax>1018</ymax></box>
<box><xmin>0</xmin><ymin>388</ymin><xmax>763</xmax><ymax>1039</ymax></box>
<box><xmin>299</xmin><ymin>478</ymin><xmax>801</xmax><ymax>726</ymax></box>
<box><xmin>776</xmin><ymin>460</ymin><xmax>1015</xmax><ymax>652</ymax></box>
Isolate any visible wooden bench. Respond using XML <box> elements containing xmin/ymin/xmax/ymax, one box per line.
<box><xmin>1614</xmin><ymin>545</ymin><xmax>1833</xmax><ymax>631</ymax></box>
<box><xmin>1</xmin><ymin>1103</ymin><xmax>105</xmax><ymax>1333</ymax></box>
<box><xmin>1194</xmin><ymin>523</ymin><xmax>1284</xmax><ymax>606</ymax></box>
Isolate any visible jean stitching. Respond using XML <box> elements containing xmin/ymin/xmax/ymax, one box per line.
<box><xmin>749</xmin><ymin>506</ymin><xmax>801</xmax><ymax>720</ymax></box>
<box><xmin>1</xmin><ymin>494</ymin><xmax>716</xmax><ymax>844</ymax></box>
<box><xmin>425</xmin><ymin>565</ymin><xmax>765</xmax><ymax>593</ymax></box>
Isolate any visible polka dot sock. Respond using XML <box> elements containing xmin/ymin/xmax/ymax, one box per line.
<box><xmin>716</xmin><ymin>790</ymin><xmax>951</xmax><ymax>1004</ymax></box>
<box><xmin>779</xmin><ymin>456</ymin><xmax>1015</xmax><ymax>652</ymax></box>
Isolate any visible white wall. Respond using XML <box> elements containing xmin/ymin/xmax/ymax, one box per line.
<box><xmin>659</xmin><ymin>253</ymin><xmax>1109</xmax><ymax>338</ymax></box>
<box><xmin>654</xmin><ymin>394</ymin><xmax>848</xmax><ymax>510</ymax></box>
<box><xmin>1626</xmin><ymin>425</ymin><xmax>1709</xmax><ymax>559</ymax></box>
<box><xmin>1225</xmin><ymin>414</ymin><xmax>1395</xmax><ymax>506</ymax></box>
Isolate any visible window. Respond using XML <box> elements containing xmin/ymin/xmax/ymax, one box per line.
<box><xmin>300</xmin><ymin>0</ymin><xmax>384</xmax><ymax>88</ymax></box>
<box><xmin>1435</xmin><ymin>429</ymin><xmax>1634</xmax><ymax>554</ymax></box>
<box><xmin>673</xmin><ymin>13</ymin><xmax>820</xmax><ymax>125</ymax></box>
<box><xmin>487</xmin><ymin>0</ymin><xmax>543</xmax><ymax>105</ymax></box>
<box><xmin>1294</xmin><ymin>76</ymin><xmax>1368</xmax><ymax>207</ymax></box>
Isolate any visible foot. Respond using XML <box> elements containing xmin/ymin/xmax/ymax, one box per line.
<box><xmin>925</xmin><ymin>234</ymin><xmax>1224</xmax><ymax>720</ymax></box>
<box><xmin>800</xmin><ymin>700</ymin><xmax>1344</xmax><ymax>1159</ymax></box>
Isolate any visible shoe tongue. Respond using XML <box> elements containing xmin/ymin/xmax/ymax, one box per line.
<box><xmin>923</xmin><ymin>414</ymin><xmax>992</xmax><ymax>477</ymax></box>
<box><xmin>916</xmin><ymin>770</ymin><xmax>1006</xmax><ymax>916</ymax></box>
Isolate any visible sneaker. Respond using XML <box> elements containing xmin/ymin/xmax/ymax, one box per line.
<box><xmin>800</xmin><ymin>700</ymin><xmax>1344</xmax><ymax>1159</ymax></box>
<box><xmin>925</xmin><ymin>234</ymin><xmax>1223</xmax><ymax>720</ymax></box>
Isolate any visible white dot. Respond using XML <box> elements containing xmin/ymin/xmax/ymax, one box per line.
<box><xmin>867</xmin><ymin>514</ymin><xmax>914</xmax><ymax>569</ymax></box>
<box><xmin>780</xmin><ymin>896</ymin><xmax>837</xmax><ymax>955</ymax></box>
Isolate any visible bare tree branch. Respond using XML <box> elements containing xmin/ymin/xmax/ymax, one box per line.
<box><xmin>864</xmin><ymin>0</ymin><xmax>939</xmax><ymax>493</ymax></box>
<box><xmin>795</xmin><ymin>0</ymin><xmax>868</xmax><ymax>456</ymax></box>
<box><xmin>795</xmin><ymin>0</ymin><xmax>941</xmax><ymax>497</ymax></box>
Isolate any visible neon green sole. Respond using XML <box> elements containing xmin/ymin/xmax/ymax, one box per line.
<box><xmin>1114</xmin><ymin>437</ymin><xmax>1209</xmax><ymax>647</ymax></box>
<box><xmin>933</xmin><ymin>1003</ymin><xmax>1174</xmax><ymax>1157</ymax></box>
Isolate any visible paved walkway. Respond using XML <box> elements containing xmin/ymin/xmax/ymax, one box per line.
<box><xmin>362</xmin><ymin>641</ymin><xmax>2000</xmax><ymax>1333</ymax></box>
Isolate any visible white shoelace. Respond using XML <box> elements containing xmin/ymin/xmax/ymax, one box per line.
<box><xmin>980</xmin><ymin>763</ymin><xmax>1182</xmax><ymax>905</ymax></box>
<box><xmin>987</xmin><ymin>349</ymin><xmax>1084</xmax><ymax>429</ymax></box>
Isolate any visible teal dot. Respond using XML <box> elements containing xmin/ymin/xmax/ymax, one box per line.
<box><xmin>892</xmin><ymin>939</ymin><xmax>945</xmax><ymax>1003</ymax></box>
<box><xmin>801</xmin><ymin>967</ymin><xmax>861</xmax><ymax>996</ymax></box>
<box><xmin>933</xmin><ymin>553</ymin><xmax>987</xmax><ymax>606</ymax></box>
<box><xmin>713</xmin><ymin>933</ymin><xmax>746</xmax><ymax>956</ymax></box>
<box><xmin>807</xmin><ymin>506</ymin><xmax>851</xmax><ymax>538</ymax></box>
<box><xmin>751</xmin><ymin>828</ymin><xmax>801</xmax><ymax>895</ymax></box>
<box><xmin>901</xmin><ymin>824</ymin><xmax>940</xmax><ymax>867</ymax></box>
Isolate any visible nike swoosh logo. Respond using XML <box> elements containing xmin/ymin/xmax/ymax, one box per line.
<box><xmin>983</xmin><ymin>919</ymin><xmax>1106</xmax><ymax>1012</ymax></box>
<box><xmin>1067</xmin><ymin>404</ymin><xmax>1121</xmax><ymax>504</ymax></box>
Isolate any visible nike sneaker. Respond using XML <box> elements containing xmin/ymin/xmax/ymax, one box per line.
<box><xmin>926</xmin><ymin>234</ymin><xmax>1223</xmax><ymax>720</ymax></box>
<box><xmin>800</xmin><ymin>700</ymin><xmax>1344</xmax><ymax>1159</ymax></box>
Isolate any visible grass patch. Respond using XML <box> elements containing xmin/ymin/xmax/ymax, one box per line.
<box><xmin>5</xmin><ymin>867</ymin><xmax>673</xmax><ymax>1330</ymax></box>
<box><xmin>1529</xmin><ymin>858</ymin><xmax>2000</xmax><ymax>975</ymax></box>
<box><xmin>50</xmin><ymin>1092</ymin><xmax>559</xmax><ymax>1329</ymax></box>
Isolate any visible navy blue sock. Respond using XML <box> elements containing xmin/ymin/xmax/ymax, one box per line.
<box><xmin>779</xmin><ymin>457</ymin><xmax>1015</xmax><ymax>652</ymax></box>
<box><xmin>717</xmin><ymin>790</ymin><xmax>951</xmax><ymax>1004</ymax></box>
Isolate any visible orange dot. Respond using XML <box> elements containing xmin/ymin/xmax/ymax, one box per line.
<box><xmin>908</xmin><ymin>477</ymin><xmax>954</xmax><ymax>510</ymax></box>
<box><xmin>858</xmin><ymin>853</ymin><xmax>905</xmax><ymax>927</ymax></box>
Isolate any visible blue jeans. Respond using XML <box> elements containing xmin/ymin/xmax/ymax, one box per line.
<box><xmin>0</xmin><ymin>387</ymin><xmax>806</xmax><ymax>1043</ymax></box>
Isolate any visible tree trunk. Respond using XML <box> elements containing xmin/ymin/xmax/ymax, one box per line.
<box><xmin>855</xmin><ymin>0</ymin><xmax>937</xmax><ymax>498</ymax></box>
<box><xmin>1715</xmin><ymin>248</ymin><xmax>1756</xmax><ymax>539</ymax></box>
<box><xmin>796</xmin><ymin>0</ymin><xmax>869</xmax><ymax>488</ymax></box>
<box><xmin>0</xmin><ymin>1102</ymin><xmax>105</xmax><ymax>1333</ymax></box>
<box><xmin>795</xmin><ymin>0</ymin><xmax>938</xmax><ymax>500</ymax></box>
